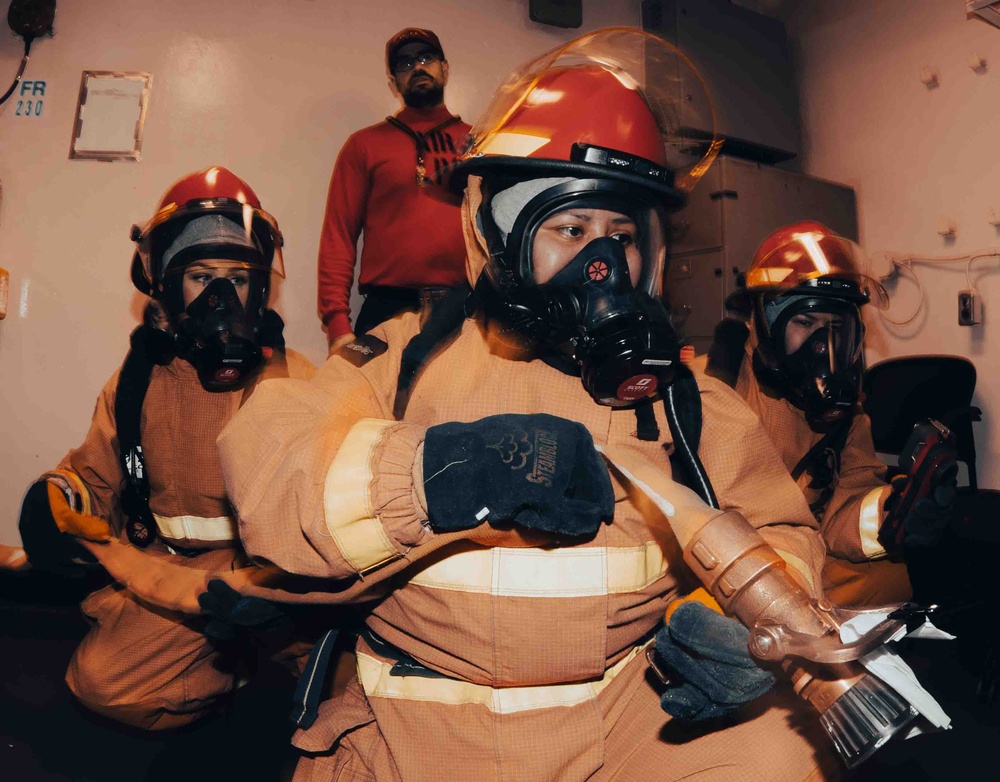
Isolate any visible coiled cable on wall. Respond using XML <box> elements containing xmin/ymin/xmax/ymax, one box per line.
<box><xmin>877</xmin><ymin>249</ymin><xmax>1000</xmax><ymax>326</ymax></box>
<box><xmin>0</xmin><ymin>35</ymin><xmax>31</xmax><ymax>106</ymax></box>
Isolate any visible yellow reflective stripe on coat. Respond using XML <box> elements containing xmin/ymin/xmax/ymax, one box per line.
<box><xmin>859</xmin><ymin>486</ymin><xmax>890</xmax><ymax>559</ymax></box>
<box><xmin>153</xmin><ymin>513</ymin><xmax>237</xmax><ymax>542</ymax></box>
<box><xmin>357</xmin><ymin>644</ymin><xmax>644</xmax><ymax>714</ymax></box>
<box><xmin>408</xmin><ymin>542</ymin><xmax>668</xmax><ymax>597</ymax></box>
<box><xmin>323</xmin><ymin>418</ymin><xmax>400</xmax><ymax>573</ymax></box>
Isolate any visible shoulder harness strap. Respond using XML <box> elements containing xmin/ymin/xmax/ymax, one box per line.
<box><xmin>393</xmin><ymin>286</ymin><xmax>473</xmax><ymax>420</ymax></box>
<box><xmin>790</xmin><ymin>418</ymin><xmax>852</xmax><ymax>482</ymax></box>
<box><xmin>790</xmin><ymin>418</ymin><xmax>853</xmax><ymax>520</ymax></box>
<box><xmin>115</xmin><ymin>326</ymin><xmax>159</xmax><ymax>548</ymax></box>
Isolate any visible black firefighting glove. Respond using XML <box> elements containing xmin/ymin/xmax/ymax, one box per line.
<box><xmin>18</xmin><ymin>481</ymin><xmax>109</xmax><ymax>578</ymax></box>
<box><xmin>886</xmin><ymin>473</ymin><xmax>958</xmax><ymax>549</ymax></box>
<box><xmin>654</xmin><ymin>601</ymin><xmax>775</xmax><ymax>721</ymax></box>
<box><xmin>199</xmin><ymin>579</ymin><xmax>294</xmax><ymax>646</ymax></box>
<box><xmin>422</xmin><ymin>413</ymin><xmax>615</xmax><ymax>536</ymax></box>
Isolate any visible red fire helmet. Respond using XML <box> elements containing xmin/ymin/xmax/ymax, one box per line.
<box><xmin>745</xmin><ymin>221</ymin><xmax>887</xmax><ymax>308</ymax></box>
<box><xmin>130</xmin><ymin>166</ymin><xmax>284</xmax><ymax>296</ymax></box>
<box><xmin>451</xmin><ymin>27</ymin><xmax>720</xmax><ymax>203</ymax></box>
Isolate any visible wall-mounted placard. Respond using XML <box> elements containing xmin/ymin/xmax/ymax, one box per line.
<box><xmin>70</xmin><ymin>71</ymin><xmax>152</xmax><ymax>162</ymax></box>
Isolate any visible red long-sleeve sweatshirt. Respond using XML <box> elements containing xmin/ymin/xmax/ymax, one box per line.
<box><xmin>317</xmin><ymin>105</ymin><xmax>472</xmax><ymax>341</ymax></box>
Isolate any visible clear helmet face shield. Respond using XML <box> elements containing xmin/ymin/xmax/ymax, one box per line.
<box><xmin>463</xmin><ymin>27</ymin><xmax>721</xmax><ymax>192</ymax></box>
<box><xmin>746</xmin><ymin>227</ymin><xmax>888</xmax><ymax>311</ymax></box>
<box><xmin>451</xmin><ymin>28</ymin><xmax>724</xmax><ymax>407</ymax></box>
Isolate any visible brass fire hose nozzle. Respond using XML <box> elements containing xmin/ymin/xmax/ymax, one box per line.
<box><xmin>682</xmin><ymin>509</ymin><xmax>915</xmax><ymax>767</ymax></box>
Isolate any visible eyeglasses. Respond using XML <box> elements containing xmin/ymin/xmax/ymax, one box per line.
<box><xmin>393</xmin><ymin>51</ymin><xmax>440</xmax><ymax>74</ymax></box>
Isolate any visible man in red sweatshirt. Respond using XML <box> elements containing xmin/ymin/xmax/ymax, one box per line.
<box><xmin>317</xmin><ymin>27</ymin><xmax>471</xmax><ymax>354</ymax></box>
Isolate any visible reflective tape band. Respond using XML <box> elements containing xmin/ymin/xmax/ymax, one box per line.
<box><xmin>408</xmin><ymin>542</ymin><xmax>668</xmax><ymax>597</ymax></box>
<box><xmin>859</xmin><ymin>486</ymin><xmax>890</xmax><ymax>559</ymax></box>
<box><xmin>43</xmin><ymin>469</ymin><xmax>93</xmax><ymax>516</ymax></box>
<box><xmin>153</xmin><ymin>513</ymin><xmax>237</xmax><ymax>542</ymax></box>
<box><xmin>323</xmin><ymin>419</ymin><xmax>400</xmax><ymax>573</ymax></box>
<box><xmin>357</xmin><ymin>643</ymin><xmax>645</xmax><ymax>714</ymax></box>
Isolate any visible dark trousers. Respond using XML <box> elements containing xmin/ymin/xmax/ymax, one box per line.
<box><xmin>354</xmin><ymin>286</ymin><xmax>460</xmax><ymax>336</ymax></box>
<box><xmin>353</xmin><ymin>288</ymin><xmax>422</xmax><ymax>336</ymax></box>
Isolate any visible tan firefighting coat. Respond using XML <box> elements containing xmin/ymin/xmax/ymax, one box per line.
<box><xmin>213</xmin><ymin>179</ymin><xmax>839</xmax><ymax>782</ymax></box>
<box><xmin>47</xmin><ymin>348</ymin><xmax>315</xmax><ymax>729</ymax></box>
<box><xmin>734</xmin><ymin>338</ymin><xmax>911</xmax><ymax>607</ymax></box>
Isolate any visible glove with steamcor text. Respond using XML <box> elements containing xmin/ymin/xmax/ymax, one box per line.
<box><xmin>422</xmin><ymin>413</ymin><xmax>615</xmax><ymax>537</ymax></box>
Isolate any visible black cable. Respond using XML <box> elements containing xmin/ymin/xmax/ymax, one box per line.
<box><xmin>0</xmin><ymin>36</ymin><xmax>33</xmax><ymax>106</ymax></box>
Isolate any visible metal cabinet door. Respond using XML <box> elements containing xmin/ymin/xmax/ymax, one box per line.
<box><xmin>666</xmin><ymin>248</ymin><xmax>725</xmax><ymax>355</ymax></box>
<box><xmin>719</xmin><ymin>158</ymin><xmax>858</xmax><ymax>300</ymax></box>
<box><xmin>669</xmin><ymin>164</ymin><xmax>722</xmax><ymax>257</ymax></box>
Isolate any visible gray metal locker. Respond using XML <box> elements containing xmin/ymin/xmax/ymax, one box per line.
<box><xmin>666</xmin><ymin>156</ymin><xmax>858</xmax><ymax>354</ymax></box>
<box><xmin>641</xmin><ymin>0</ymin><xmax>801</xmax><ymax>162</ymax></box>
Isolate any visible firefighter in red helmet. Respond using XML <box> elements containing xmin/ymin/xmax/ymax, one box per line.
<box><xmin>11</xmin><ymin>167</ymin><xmax>318</xmax><ymax>729</ymax></box>
<box><xmin>213</xmin><ymin>31</ymin><xmax>838</xmax><ymax>781</ymax></box>
<box><xmin>706</xmin><ymin>221</ymin><xmax>954</xmax><ymax>606</ymax></box>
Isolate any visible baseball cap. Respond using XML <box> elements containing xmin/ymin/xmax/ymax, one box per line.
<box><xmin>386</xmin><ymin>27</ymin><xmax>444</xmax><ymax>71</ymax></box>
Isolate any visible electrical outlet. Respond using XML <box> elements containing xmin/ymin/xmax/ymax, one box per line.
<box><xmin>958</xmin><ymin>290</ymin><xmax>982</xmax><ymax>326</ymax></box>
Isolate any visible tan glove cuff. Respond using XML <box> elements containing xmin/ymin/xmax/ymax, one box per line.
<box><xmin>41</xmin><ymin>469</ymin><xmax>92</xmax><ymax>516</ymax></box>
<box><xmin>46</xmin><ymin>483</ymin><xmax>112</xmax><ymax>542</ymax></box>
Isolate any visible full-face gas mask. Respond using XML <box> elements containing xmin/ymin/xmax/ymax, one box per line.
<box><xmin>156</xmin><ymin>217</ymin><xmax>271</xmax><ymax>392</ymax></box>
<box><xmin>754</xmin><ymin>295</ymin><xmax>865</xmax><ymax>426</ymax></box>
<box><xmin>478</xmin><ymin>176</ymin><xmax>679</xmax><ymax>407</ymax></box>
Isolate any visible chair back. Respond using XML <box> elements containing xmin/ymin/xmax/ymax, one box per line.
<box><xmin>862</xmin><ymin>355</ymin><xmax>980</xmax><ymax>488</ymax></box>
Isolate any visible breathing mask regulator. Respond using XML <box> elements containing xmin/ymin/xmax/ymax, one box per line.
<box><xmin>756</xmin><ymin>294</ymin><xmax>863</xmax><ymax>425</ymax></box>
<box><xmin>173</xmin><ymin>275</ymin><xmax>261</xmax><ymax>391</ymax></box>
<box><xmin>478</xmin><ymin>174</ymin><xmax>680</xmax><ymax>408</ymax></box>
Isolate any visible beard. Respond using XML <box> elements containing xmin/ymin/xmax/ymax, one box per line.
<box><xmin>402</xmin><ymin>78</ymin><xmax>444</xmax><ymax>109</ymax></box>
